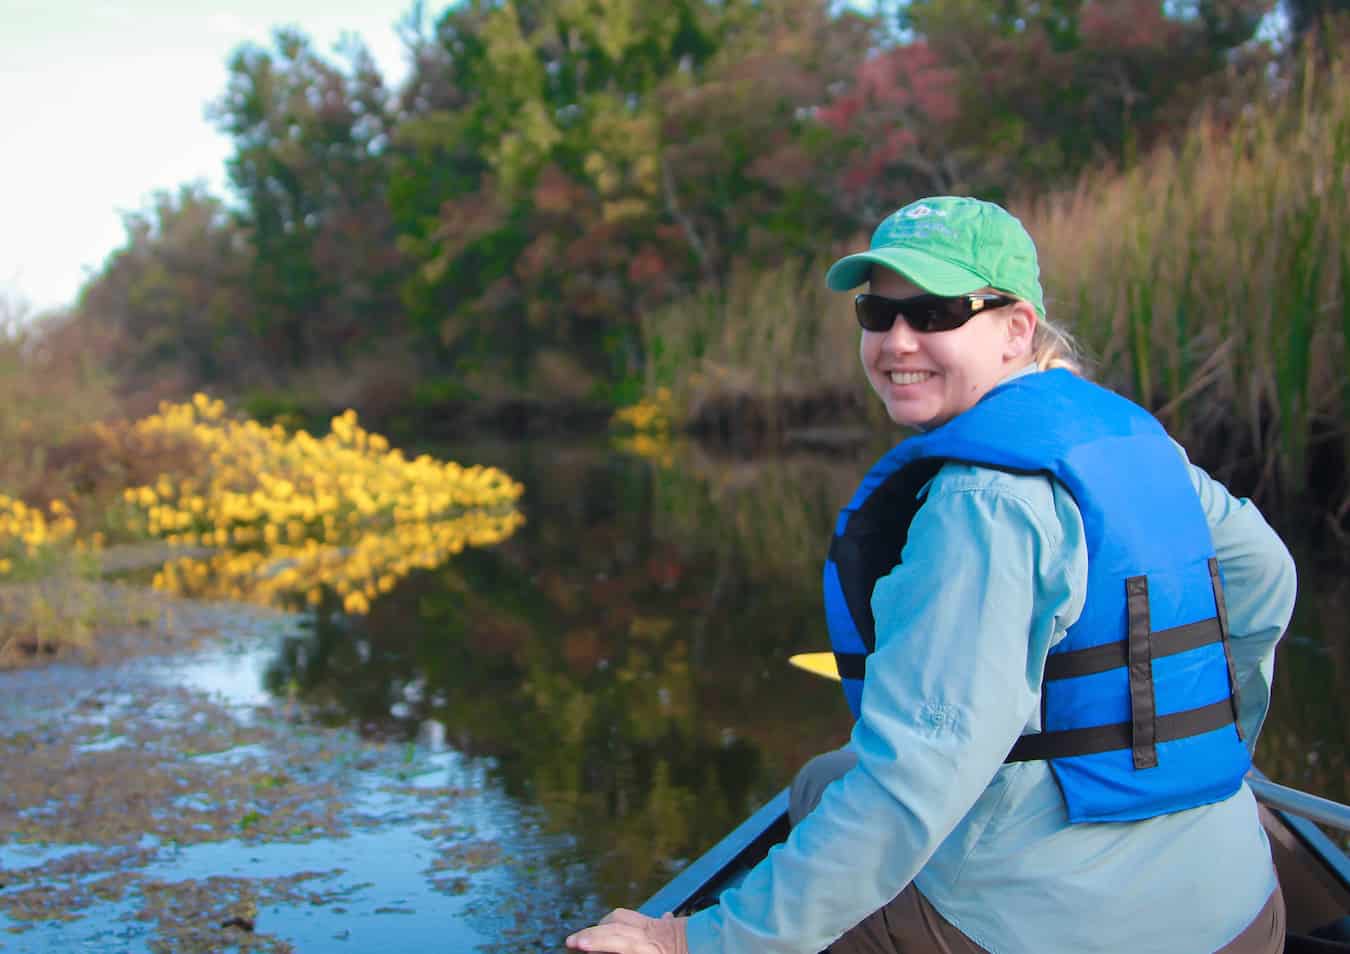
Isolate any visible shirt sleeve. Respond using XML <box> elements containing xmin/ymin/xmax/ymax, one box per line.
<box><xmin>1182</xmin><ymin>455</ymin><xmax>1297</xmax><ymax>748</ymax></box>
<box><xmin>685</xmin><ymin>467</ymin><xmax>1079</xmax><ymax>954</ymax></box>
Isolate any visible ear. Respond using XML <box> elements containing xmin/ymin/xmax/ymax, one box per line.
<box><xmin>1003</xmin><ymin>301</ymin><xmax>1038</xmax><ymax>362</ymax></box>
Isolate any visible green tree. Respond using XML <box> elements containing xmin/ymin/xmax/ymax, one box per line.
<box><xmin>391</xmin><ymin>0</ymin><xmax>734</xmax><ymax>385</ymax></box>
<box><xmin>210</xmin><ymin>27</ymin><xmax>404</xmax><ymax>370</ymax></box>
<box><xmin>655</xmin><ymin>0</ymin><xmax>876</xmax><ymax>267</ymax></box>
<box><xmin>77</xmin><ymin>184</ymin><xmax>252</xmax><ymax>387</ymax></box>
<box><xmin>875</xmin><ymin>0</ymin><xmax>1276</xmax><ymax>196</ymax></box>
<box><xmin>391</xmin><ymin>0</ymin><xmax>874</xmax><ymax>387</ymax></box>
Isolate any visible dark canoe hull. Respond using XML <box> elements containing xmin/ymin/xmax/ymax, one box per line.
<box><xmin>640</xmin><ymin>772</ymin><xmax>1350</xmax><ymax>948</ymax></box>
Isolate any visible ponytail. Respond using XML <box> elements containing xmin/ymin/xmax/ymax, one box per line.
<box><xmin>1030</xmin><ymin>313</ymin><xmax>1085</xmax><ymax>376</ymax></box>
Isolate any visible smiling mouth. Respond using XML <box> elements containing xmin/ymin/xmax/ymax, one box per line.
<box><xmin>888</xmin><ymin>371</ymin><xmax>935</xmax><ymax>385</ymax></box>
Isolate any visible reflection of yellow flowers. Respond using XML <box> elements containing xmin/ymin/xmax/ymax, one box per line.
<box><xmin>612</xmin><ymin>434</ymin><xmax>676</xmax><ymax>468</ymax></box>
<box><xmin>151</xmin><ymin>509</ymin><xmax>526</xmax><ymax>612</ymax></box>
<box><xmin>126</xmin><ymin>394</ymin><xmax>525</xmax><ymax>613</ymax></box>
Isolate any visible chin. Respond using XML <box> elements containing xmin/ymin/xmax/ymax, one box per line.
<box><xmin>886</xmin><ymin>406</ymin><xmax>934</xmax><ymax>430</ymax></box>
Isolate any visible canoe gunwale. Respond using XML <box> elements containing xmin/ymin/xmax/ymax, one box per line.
<box><xmin>1250</xmin><ymin>770</ymin><xmax>1350</xmax><ymax>895</ymax></box>
<box><xmin>638</xmin><ymin>788</ymin><xmax>790</xmax><ymax>919</ymax></box>
<box><xmin>640</xmin><ymin>773</ymin><xmax>1350</xmax><ymax>926</ymax></box>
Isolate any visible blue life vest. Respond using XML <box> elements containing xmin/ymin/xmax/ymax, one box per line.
<box><xmin>823</xmin><ymin>369</ymin><xmax>1249</xmax><ymax>823</ymax></box>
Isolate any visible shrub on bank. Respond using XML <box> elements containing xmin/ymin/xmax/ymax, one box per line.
<box><xmin>126</xmin><ymin>394</ymin><xmax>526</xmax><ymax>613</ymax></box>
<box><xmin>0</xmin><ymin>494</ymin><xmax>110</xmax><ymax>665</ymax></box>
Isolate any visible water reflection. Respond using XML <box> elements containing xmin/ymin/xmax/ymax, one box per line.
<box><xmin>251</xmin><ymin>441</ymin><xmax>1345</xmax><ymax>904</ymax></box>
<box><xmin>1261</xmin><ymin>565</ymin><xmax>1349</xmax><ymax>819</ymax></box>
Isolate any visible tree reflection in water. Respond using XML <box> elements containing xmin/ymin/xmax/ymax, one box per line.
<box><xmin>258</xmin><ymin>441</ymin><xmax>1348</xmax><ymax>904</ymax></box>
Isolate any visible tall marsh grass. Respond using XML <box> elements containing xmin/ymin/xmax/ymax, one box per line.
<box><xmin>637</xmin><ymin>258</ymin><xmax>881</xmax><ymax>435</ymax></box>
<box><xmin>637</xmin><ymin>51</ymin><xmax>1349</xmax><ymax>525</ymax></box>
<box><xmin>1023</xmin><ymin>53</ymin><xmax>1350</xmax><ymax>518</ymax></box>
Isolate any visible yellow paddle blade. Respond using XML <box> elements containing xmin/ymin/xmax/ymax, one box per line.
<box><xmin>788</xmin><ymin>652</ymin><xmax>841</xmax><ymax>682</ymax></box>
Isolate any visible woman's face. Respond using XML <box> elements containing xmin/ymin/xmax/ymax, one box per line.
<box><xmin>860</xmin><ymin>268</ymin><xmax>1036</xmax><ymax>431</ymax></box>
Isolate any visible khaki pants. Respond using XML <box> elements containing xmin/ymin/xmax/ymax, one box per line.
<box><xmin>789</xmin><ymin>750</ymin><xmax>1285</xmax><ymax>954</ymax></box>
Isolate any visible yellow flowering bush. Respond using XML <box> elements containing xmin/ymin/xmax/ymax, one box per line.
<box><xmin>0</xmin><ymin>495</ymin><xmax>86</xmax><ymax>578</ymax></box>
<box><xmin>611</xmin><ymin>387</ymin><xmax>677</xmax><ymax>465</ymax></box>
<box><xmin>611</xmin><ymin>387</ymin><xmax>674</xmax><ymax>435</ymax></box>
<box><xmin>0</xmin><ymin>494</ymin><xmax>110</xmax><ymax>664</ymax></box>
<box><xmin>125</xmin><ymin>394</ymin><xmax>525</xmax><ymax>613</ymax></box>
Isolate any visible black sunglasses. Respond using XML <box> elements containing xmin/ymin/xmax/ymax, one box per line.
<box><xmin>854</xmin><ymin>292</ymin><xmax>1017</xmax><ymax>333</ymax></box>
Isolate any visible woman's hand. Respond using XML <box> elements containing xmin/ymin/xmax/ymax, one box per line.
<box><xmin>564</xmin><ymin>909</ymin><xmax>690</xmax><ymax>954</ymax></box>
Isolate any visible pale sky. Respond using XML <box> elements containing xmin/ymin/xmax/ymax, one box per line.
<box><xmin>1</xmin><ymin>1</ymin><xmax>416</xmax><ymax>318</ymax></box>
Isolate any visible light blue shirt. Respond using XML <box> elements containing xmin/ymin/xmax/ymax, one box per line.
<box><xmin>686</xmin><ymin>372</ymin><xmax>1297</xmax><ymax>954</ymax></box>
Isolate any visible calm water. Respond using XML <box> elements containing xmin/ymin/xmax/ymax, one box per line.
<box><xmin>258</xmin><ymin>437</ymin><xmax>1350</xmax><ymax>906</ymax></box>
<box><xmin>3</xmin><ymin>438</ymin><xmax>1341</xmax><ymax>951</ymax></box>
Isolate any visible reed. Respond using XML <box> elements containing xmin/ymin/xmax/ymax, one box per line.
<box><xmin>1023</xmin><ymin>52</ymin><xmax>1350</xmax><ymax>511</ymax></box>
<box><xmin>637</xmin><ymin>257</ymin><xmax>884</xmax><ymax>434</ymax></box>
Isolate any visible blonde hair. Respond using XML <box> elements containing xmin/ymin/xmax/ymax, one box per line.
<box><xmin>1030</xmin><ymin>312</ymin><xmax>1085</xmax><ymax>375</ymax></box>
<box><xmin>987</xmin><ymin>288</ymin><xmax>1087</xmax><ymax>376</ymax></box>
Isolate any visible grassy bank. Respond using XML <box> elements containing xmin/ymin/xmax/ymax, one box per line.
<box><xmin>632</xmin><ymin>51</ymin><xmax>1349</xmax><ymax>528</ymax></box>
<box><xmin>634</xmin><ymin>258</ymin><xmax>886</xmax><ymax>441</ymax></box>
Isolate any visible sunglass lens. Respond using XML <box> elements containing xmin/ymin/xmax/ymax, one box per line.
<box><xmin>907</xmin><ymin>299</ymin><xmax>964</xmax><ymax>332</ymax></box>
<box><xmin>856</xmin><ymin>294</ymin><xmax>972</xmax><ymax>333</ymax></box>
<box><xmin>855</xmin><ymin>295</ymin><xmax>897</xmax><ymax>332</ymax></box>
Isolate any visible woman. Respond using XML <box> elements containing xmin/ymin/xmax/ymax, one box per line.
<box><xmin>565</xmin><ymin>196</ymin><xmax>1295</xmax><ymax>954</ymax></box>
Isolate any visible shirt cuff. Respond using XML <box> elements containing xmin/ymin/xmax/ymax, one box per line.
<box><xmin>685</xmin><ymin>906</ymin><xmax>722</xmax><ymax>954</ymax></box>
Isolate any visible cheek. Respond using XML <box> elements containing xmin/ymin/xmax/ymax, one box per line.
<box><xmin>859</xmin><ymin>332</ymin><xmax>878</xmax><ymax>368</ymax></box>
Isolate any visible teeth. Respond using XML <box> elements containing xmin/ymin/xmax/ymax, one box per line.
<box><xmin>889</xmin><ymin>371</ymin><xmax>933</xmax><ymax>385</ymax></box>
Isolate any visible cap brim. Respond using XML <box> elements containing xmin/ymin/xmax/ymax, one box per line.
<box><xmin>825</xmin><ymin>248</ymin><xmax>988</xmax><ymax>295</ymax></box>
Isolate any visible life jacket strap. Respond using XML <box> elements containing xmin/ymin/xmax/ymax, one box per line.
<box><xmin>1041</xmin><ymin>617</ymin><xmax>1225</xmax><ymax>680</ymax></box>
<box><xmin>833</xmin><ymin>652</ymin><xmax>867</xmax><ymax>681</ymax></box>
<box><xmin>1006</xmin><ymin>567</ymin><xmax>1240</xmax><ymax>766</ymax></box>
<box><xmin>1209</xmin><ymin>557</ymin><xmax>1244</xmax><ymax>741</ymax></box>
<box><xmin>1127</xmin><ymin>576</ymin><xmax>1158</xmax><ymax>769</ymax></box>
<box><xmin>1004</xmin><ymin>699</ymin><xmax>1235</xmax><ymax>762</ymax></box>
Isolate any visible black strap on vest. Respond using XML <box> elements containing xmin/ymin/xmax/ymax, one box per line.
<box><xmin>1210</xmin><ymin>558</ymin><xmax>1244</xmax><ymax>741</ymax></box>
<box><xmin>1005</xmin><ymin>569</ymin><xmax>1239</xmax><ymax>765</ymax></box>
<box><xmin>1126</xmin><ymin>576</ymin><xmax>1158</xmax><ymax>769</ymax></box>
<box><xmin>834</xmin><ymin>653</ymin><xmax>867</xmax><ymax>680</ymax></box>
<box><xmin>1004</xmin><ymin>699</ymin><xmax>1235</xmax><ymax>762</ymax></box>
<box><xmin>1040</xmin><ymin>616</ymin><xmax>1225</xmax><ymax>680</ymax></box>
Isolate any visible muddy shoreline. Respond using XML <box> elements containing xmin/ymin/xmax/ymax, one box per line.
<box><xmin>0</xmin><ymin>594</ymin><xmax>598</xmax><ymax>952</ymax></box>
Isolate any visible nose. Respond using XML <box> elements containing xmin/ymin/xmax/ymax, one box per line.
<box><xmin>878</xmin><ymin>317</ymin><xmax>921</xmax><ymax>353</ymax></box>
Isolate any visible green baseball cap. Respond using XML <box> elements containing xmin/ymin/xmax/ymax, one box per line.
<box><xmin>825</xmin><ymin>196</ymin><xmax>1045</xmax><ymax>318</ymax></box>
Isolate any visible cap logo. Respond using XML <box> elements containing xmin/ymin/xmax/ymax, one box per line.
<box><xmin>901</xmin><ymin>204</ymin><xmax>946</xmax><ymax>219</ymax></box>
<box><xmin>876</xmin><ymin>219</ymin><xmax>956</xmax><ymax>245</ymax></box>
